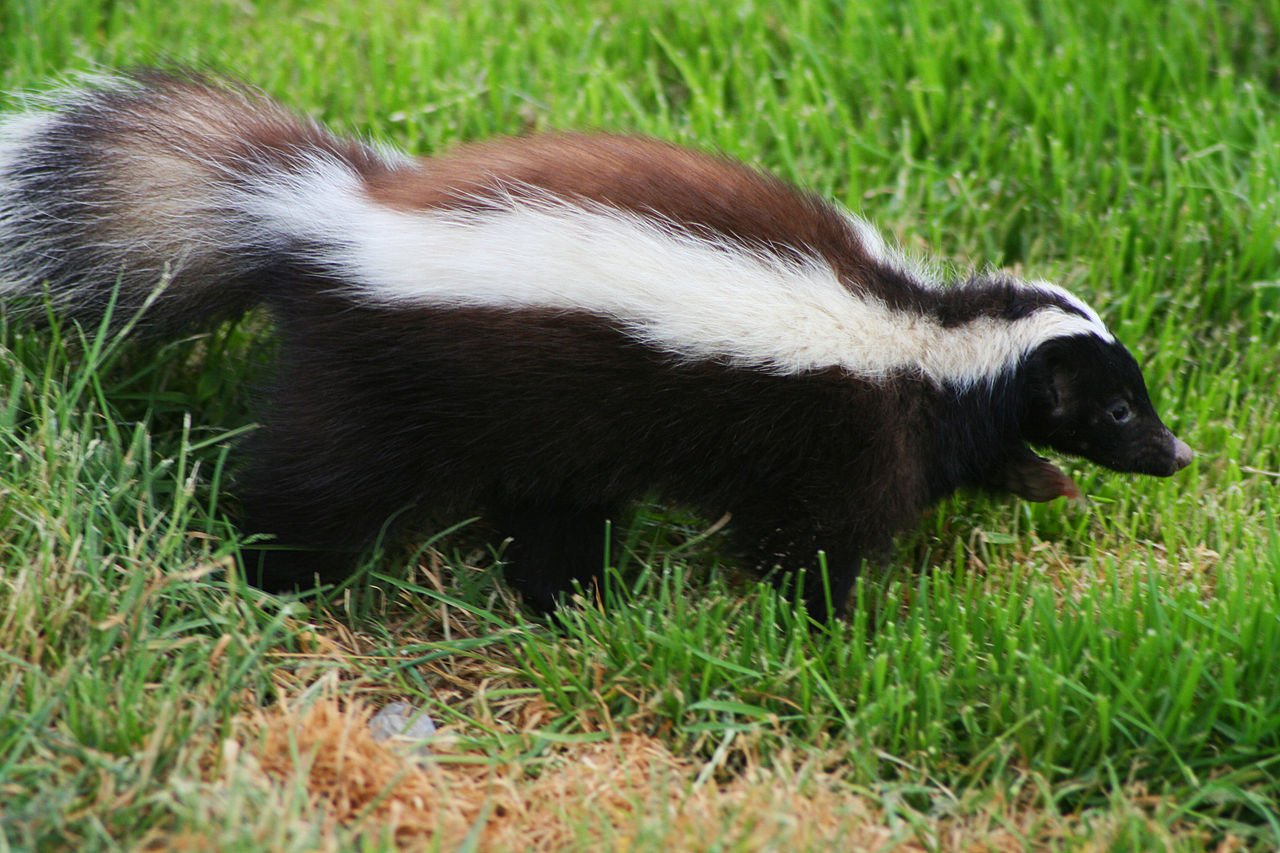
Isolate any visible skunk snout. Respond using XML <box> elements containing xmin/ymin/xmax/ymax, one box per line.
<box><xmin>1144</xmin><ymin>431</ymin><xmax>1193</xmax><ymax>477</ymax></box>
<box><xmin>1171</xmin><ymin>436</ymin><xmax>1194</xmax><ymax>472</ymax></box>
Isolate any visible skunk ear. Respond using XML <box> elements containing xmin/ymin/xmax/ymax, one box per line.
<box><xmin>1025</xmin><ymin>342</ymin><xmax>1071</xmax><ymax>419</ymax></box>
<box><xmin>1044</xmin><ymin>363</ymin><xmax>1063</xmax><ymax>415</ymax></box>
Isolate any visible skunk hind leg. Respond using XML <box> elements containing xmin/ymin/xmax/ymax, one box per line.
<box><xmin>491</xmin><ymin>498</ymin><xmax>619</xmax><ymax>613</ymax></box>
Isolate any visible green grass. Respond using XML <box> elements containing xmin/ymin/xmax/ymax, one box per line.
<box><xmin>3</xmin><ymin>0</ymin><xmax>1280</xmax><ymax>849</ymax></box>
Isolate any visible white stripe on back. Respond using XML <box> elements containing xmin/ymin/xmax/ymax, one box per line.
<box><xmin>243</xmin><ymin>158</ymin><xmax>1114</xmax><ymax>388</ymax></box>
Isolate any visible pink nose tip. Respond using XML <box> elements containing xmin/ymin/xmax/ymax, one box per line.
<box><xmin>1172</xmin><ymin>438</ymin><xmax>1193</xmax><ymax>471</ymax></box>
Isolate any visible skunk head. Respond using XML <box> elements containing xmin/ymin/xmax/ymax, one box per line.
<box><xmin>1021</xmin><ymin>334</ymin><xmax>1193</xmax><ymax>477</ymax></box>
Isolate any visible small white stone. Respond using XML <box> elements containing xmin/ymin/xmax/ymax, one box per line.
<box><xmin>368</xmin><ymin>701</ymin><xmax>436</xmax><ymax>756</ymax></box>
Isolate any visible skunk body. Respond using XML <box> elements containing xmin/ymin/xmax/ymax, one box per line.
<box><xmin>0</xmin><ymin>71</ymin><xmax>1192</xmax><ymax>616</ymax></box>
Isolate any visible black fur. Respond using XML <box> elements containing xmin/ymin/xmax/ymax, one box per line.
<box><xmin>228</xmin><ymin>272</ymin><xmax>1187</xmax><ymax>619</ymax></box>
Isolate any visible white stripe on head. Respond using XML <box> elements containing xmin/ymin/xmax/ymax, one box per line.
<box><xmin>243</xmin><ymin>159</ymin><xmax>1111</xmax><ymax>388</ymax></box>
<box><xmin>1026</xmin><ymin>279</ymin><xmax>1114</xmax><ymax>342</ymax></box>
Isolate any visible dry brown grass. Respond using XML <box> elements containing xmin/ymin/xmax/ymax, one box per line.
<box><xmin>216</xmin><ymin>694</ymin><xmax>1046</xmax><ymax>851</ymax></box>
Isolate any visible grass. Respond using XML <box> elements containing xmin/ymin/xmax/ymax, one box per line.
<box><xmin>2</xmin><ymin>0</ymin><xmax>1279</xmax><ymax>849</ymax></box>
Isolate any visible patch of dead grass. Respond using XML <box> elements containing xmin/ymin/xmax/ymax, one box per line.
<box><xmin>196</xmin><ymin>694</ymin><xmax>1078</xmax><ymax>851</ymax></box>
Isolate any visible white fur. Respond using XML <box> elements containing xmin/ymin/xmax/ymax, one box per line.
<box><xmin>0</xmin><ymin>109</ymin><xmax>54</xmax><ymax>170</ymax></box>
<box><xmin>0</xmin><ymin>109</ymin><xmax>59</xmax><ymax>294</ymax></box>
<box><xmin>842</xmin><ymin>212</ymin><xmax>940</xmax><ymax>287</ymax></box>
<box><xmin>242</xmin><ymin>158</ymin><xmax>1111</xmax><ymax>389</ymax></box>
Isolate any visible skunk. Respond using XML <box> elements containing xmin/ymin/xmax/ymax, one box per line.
<box><xmin>0</xmin><ymin>70</ymin><xmax>1192</xmax><ymax>617</ymax></box>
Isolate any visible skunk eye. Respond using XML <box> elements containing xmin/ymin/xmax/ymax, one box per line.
<box><xmin>1108</xmin><ymin>402</ymin><xmax>1132</xmax><ymax>424</ymax></box>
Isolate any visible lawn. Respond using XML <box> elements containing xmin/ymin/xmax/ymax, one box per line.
<box><xmin>2</xmin><ymin>0</ymin><xmax>1279</xmax><ymax>849</ymax></box>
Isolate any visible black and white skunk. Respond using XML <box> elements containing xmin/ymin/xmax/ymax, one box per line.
<box><xmin>0</xmin><ymin>70</ymin><xmax>1192</xmax><ymax>617</ymax></box>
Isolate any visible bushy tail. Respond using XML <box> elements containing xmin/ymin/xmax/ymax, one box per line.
<box><xmin>0</xmin><ymin>69</ymin><xmax>399</xmax><ymax>335</ymax></box>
